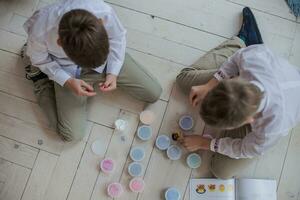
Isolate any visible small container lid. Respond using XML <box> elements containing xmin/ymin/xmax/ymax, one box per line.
<box><xmin>91</xmin><ymin>140</ymin><xmax>103</xmax><ymax>155</ymax></box>
<box><xmin>155</xmin><ymin>135</ymin><xmax>171</xmax><ymax>150</ymax></box>
<box><xmin>186</xmin><ymin>153</ymin><xmax>202</xmax><ymax>169</ymax></box>
<box><xmin>129</xmin><ymin>178</ymin><xmax>145</xmax><ymax>193</ymax></box>
<box><xmin>130</xmin><ymin>147</ymin><xmax>145</xmax><ymax>162</ymax></box>
<box><xmin>167</xmin><ymin>145</ymin><xmax>182</xmax><ymax>161</ymax></box>
<box><xmin>165</xmin><ymin>187</ymin><xmax>181</xmax><ymax>200</ymax></box>
<box><xmin>137</xmin><ymin>125</ymin><xmax>152</xmax><ymax>141</ymax></box>
<box><xmin>114</xmin><ymin>119</ymin><xmax>127</xmax><ymax>131</ymax></box>
<box><xmin>179</xmin><ymin>115</ymin><xmax>194</xmax><ymax>131</ymax></box>
<box><xmin>100</xmin><ymin>158</ymin><xmax>114</xmax><ymax>173</ymax></box>
<box><xmin>107</xmin><ymin>182</ymin><xmax>123</xmax><ymax>198</ymax></box>
<box><xmin>128</xmin><ymin>162</ymin><xmax>144</xmax><ymax>177</ymax></box>
<box><xmin>140</xmin><ymin>110</ymin><xmax>155</xmax><ymax>125</ymax></box>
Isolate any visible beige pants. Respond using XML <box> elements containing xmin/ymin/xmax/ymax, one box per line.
<box><xmin>176</xmin><ymin>37</ymin><xmax>256</xmax><ymax>179</ymax></box>
<box><xmin>25</xmin><ymin>52</ymin><xmax>162</xmax><ymax>141</ymax></box>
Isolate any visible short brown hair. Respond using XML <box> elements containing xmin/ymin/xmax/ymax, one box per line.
<box><xmin>200</xmin><ymin>79</ymin><xmax>263</xmax><ymax>129</ymax></box>
<box><xmin>58</xmin><ymin>9</ymin><xmax>109</xmax><ymax>68</ymax></box>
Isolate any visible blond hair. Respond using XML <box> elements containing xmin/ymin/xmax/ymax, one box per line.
<box><xmin>200</xmin><ymin>79</ymin><xmax>263</xmax><ymax>129</ymax></box>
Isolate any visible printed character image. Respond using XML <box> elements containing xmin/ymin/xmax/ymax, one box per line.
<box><xmin>208</xmin><ymin>184</ymin><xmax>216</xmax><ymax>192</ymax></box>
<box><xmin>219</xmin><ymin>184</ymin><xmax>225</xmax><ymax>192</ymax></box>
<box><xmin>196</xmin><ymin>184</ymin><xmax>206</xmax><ymax>194</ymax></box>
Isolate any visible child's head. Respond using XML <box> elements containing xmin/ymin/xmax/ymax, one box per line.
<box><xmin>58</xmin><ymin>9</ymin><xmax>109</xmax><ymax>68</ymax></box>
<box><xmin>200</xmin><ymin>79</ymin><xmax>263</xmax><ymax>129</ymax></box>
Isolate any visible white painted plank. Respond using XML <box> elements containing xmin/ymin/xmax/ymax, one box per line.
<box><xmin>0</xmin><ymin>92</ymin><xmax>49</xmax><ymax>127</ymax></box>
<box><xmin>22</xmin><ymin>151</ymin><xmax>58</xmax><ymax>200</ymax></box>
<box><xmin>90</xmin><ymin>110</ymin><xmax>139</xmax><ymax>200</ymax></box>
<box><xmin>43</xmin><ymin>138</ymin><xmax>91</xmax><ymax>200</ymax></box>
<box><xmin>13</xmin><ymin>0</ymin><xmax>39</xmax><ymax>18</ymax></box>
<box><xmin>0</xmin><ymin>1</ymin><xmax>17</xmax><ymax>28</ymax></box>
<box><xmin>0</xmin><ymin>159</ymin><xmax>31</xmax><ymax>200</ymax></box>
<box><xmin>67</xmin><ymin>124</ymin><xmax>113</xmax><ymax>200</ymax></box>
<box><xmin>253</xmin><ymin>132</ymin><xmax>291</xmax><ymax>182</ymax></box>
<box><xmin>127</xmin><ymin>28</ymin><xmax>205</xmax><ymax>66</ymax></box>
<box><xmin>0</xmin><ymin>50</ymin><xmax>25</xmax><ymax>77</ymax></box>
<box><xmin>0</xmin><ymin>71</ymin><xmax>36</xmax><ymax>102</ymax></box>
<box><xmin>112</xmin><ymin>4</ymin><xmax>225</xmax><ymax>52</ymax></box>
<box><xmin>7</xmin><ymin>14</ymin><xmax>27</xmax><ymax>36</ymax></box>
<box><xmin>118</xmin><ymin>100</ymin><xmax>167</xmax><ymax>200</ymax></box>
<box><xmin>0</xmin><ymin>135</ymin><xmax>38</xmax><ymax>169</ymax></box>
<box><xmin>0</xmin><ymin>29</ymin><xmax>26</xmax><ymax>54</ymax></box>
<box><xmin>278</xmin><ymin>125</ymin><xmax>300</xmax><ymax>200</ymax></box>
<box><xmin>0</xmin><ymin>113</ymin><xmax>64</xmax><ymax>155</ymax></box>
<box><xmin>107</xmin><ymin>0</ymin><xmax>296</xmax><ymax>58</ymax></box>
<box><xmin>139</xmin><ymin>85</ymin><xmax>205</xmax><ymax>200</ymax></box>
<box><xmin>227</xmin><ymin>0</ymin><xmax>296</xmax><ymax>21</ymax></box>
<box><xmin>289</xmin><ymin>24</ymin><xmax>300</xmax><ymax>67</ymax></box>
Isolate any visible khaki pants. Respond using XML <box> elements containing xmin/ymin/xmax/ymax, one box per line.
<box><xmin>176</xmin><ymin>37</ymin><xmax>256</xmax><ymax>179</ymax></box>
<box><xmin>25</xmin><ymin>53</ymin><xmax>162</xmax><ymax>141</ymax></box>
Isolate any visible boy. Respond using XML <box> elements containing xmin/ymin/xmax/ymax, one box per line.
<box><xmin>176</xmin><ymin>7</ymin><xmax>300</xmax><ymax>179</ymax></box>
<box><xmin>23</xmin><ymin>0</ymin><xmax>162</xmax><ymax>141</ymax></box>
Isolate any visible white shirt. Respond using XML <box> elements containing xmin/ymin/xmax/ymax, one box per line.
<box><xmin>23</xmin><ymin>0</ymin><xmax>126</xmax><ymax>86</ymax></box>
<box><xmin>211</xmin><ymin>44</ymin><xmax>300</xmax><ymax>159</ymax></box>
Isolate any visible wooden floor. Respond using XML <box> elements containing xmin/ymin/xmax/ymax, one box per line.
<box><xmin>0</xmin><ymin>0</ymin><xmax>299</xmax><ymax>199</ymax></box>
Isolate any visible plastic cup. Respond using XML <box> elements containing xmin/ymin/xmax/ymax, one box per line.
<box><xmin>114</xmin><ymin>119</ymin><xmax>127</xmax><ymax>131</ymax></box>
<box><xmin>91</xmin><ymin>140</ymin><xmax>103</xmax><ymax>155</ymax></box>
<box><xmin>165</xmin><ymin>187</ymin><xmax>181</xmax><ymax>200</ymax></box>
<box><xmin>129</xmin><ymin>178</ymin><xmax>145</xmax><ymax>193</ymax></box>
<box><xmin>100</xmin><ymin>158</ymin><xmax>114</xmax><ymax>173</ymax></box>
<box><xmin>140</xmin><ymin>110</ymin><xmax>155</xmax><ymax>125</ymax></box>
<box><xmin>179</xmin><ymin>115</ymin><xmax>194</xmax><ymax>131</ymax></box>
<box><xmin>128</xmin><ymin>162</ymin><xmax>144</xmax><ymax>177</ymax></box>
<box><xmin>155</xmin><ymin>135</ymin><xmax>171</xmax><ymax>150</ymax></box>
<box><xmin>107</xmin><ymin>182</ymin><xmax>123</xmax><ymax>198</ymax></box>
<box><xmin>130</xmin><ymin>147</ymin><xmax>145</xmax><ymax>162</ymax></box>
<box><xmin>167</xmin><ymin>145</ymin><xmax>182</xmax><ymax>161</ymax></box>
<box><xmin>137</xmin><ymin>125</ymin><xmax>152</xmax><ymax>141</ymax></box>
<box><xmin>186</xmin><ymin>153</ymin><xmax>202</xmax><ymax>169</ymax></box>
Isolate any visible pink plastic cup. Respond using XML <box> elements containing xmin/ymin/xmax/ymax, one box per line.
<box><xmin>129</xmin><ymin>178</ymin><xmax>145</xmax><ymax>193</ymax></box>
<box><xmin>100</xmin><ymin>158</ymin><xmax>114</xmax><ymax>174</ymax></box>
<box><xmin>107</xmin><ymin>182</ymin><xmax>123</xmax><ymax>198</ymax></box>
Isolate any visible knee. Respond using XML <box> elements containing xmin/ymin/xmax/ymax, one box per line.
<box><xmin>209</xmin><ymin>154</ymin><xmax>235</xmax><ymax>179</ymax></box>
<box><xmin>142</xmin><ymin>82</ymin><xmax>162</xmax><ymax>103</ymax></box>
<box><xmin>57</xmin><ymin>121</ymin><xmax>87</xmax><ymax>142</ymax></box>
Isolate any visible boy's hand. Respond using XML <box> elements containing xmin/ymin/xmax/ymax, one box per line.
<box><xmin>189</xmin><ymin>78</ymin><xmax>219</xmax><ymax>107</ymax></box>
<box><xmin>189</xmin><ymin>85</ymin><xmax>210</xmax><ymax>107</ymax></box>
<box><xmin>179</xmin><ymin>135</ymin><xmax>211</xmax><ymax>152</ymax></box>
<box><xmin>65</xmin><ymin>78</ymin><xmax>97</xmax><ymax>97</ymax></box>
<box><xmin>99</xmin><ymin>74</ymin><xmax>117</xmax><ymax>92</ymax></box>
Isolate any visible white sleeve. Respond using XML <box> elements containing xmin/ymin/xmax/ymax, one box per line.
<box><xmin>26</xmin><ymin>38</ymin><xmax>71</xmax><ymax>86</ymax></box>
<box><xmin>210</xmin><ymin>131</ymin><xmax>282</xmax><ymax>159</ymax></box>
<box><xmin>213</xmin><ymin>49</ymin><xmax>242</xmax><ymax>81</ymax></box>
<box><xmin>104</xmin><ymin>9</ymin><xmax>126</xmax><ymax>76</ymax></box>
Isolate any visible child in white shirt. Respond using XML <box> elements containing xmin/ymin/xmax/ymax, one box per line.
<box><xmin>23</xmin><ymin>0</ymin><xmax>162</xmax><ymax>141</ymax></box>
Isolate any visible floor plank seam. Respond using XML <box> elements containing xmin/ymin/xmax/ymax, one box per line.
<box><xmin>65</xmin><ymin>128</ymin><xmax>93</xmax><ymax>200</ymax></box>
<box><xmin>136</xmin><ymin>89</ymin><xmax>170</xmax><ymax>199</ymax></box>
<box><xmin>277</xmin><ymin>130</ymin><xmax>294</xmax><ymax>191</ymax></box>
<box><xmin>88</xmin><ymin>123</ymin><xmax>115</xmax><ymax>200</ymax></box>
<box><xmin>19</xmin><ymin>149</ymin><xmax>40</xmax><ymax>200</ymax></box>
<box><xmin>105</xmin><ymin>2</ymin><xmax>230</xmax><ymax>39</ymax></box>
<box><xmin>0</xmin><ymin>157</ymin><xmax>32</xmax><ymax>170</ymax></box>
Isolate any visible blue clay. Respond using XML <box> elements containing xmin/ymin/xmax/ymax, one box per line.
<box><xmin>128</xmin><ymin>162</ymin><xmax>143</xmax><ymax>177</ymax></box>
<box><xmin>165</xmin><ymin>187</ymin><xmax>181</xmax><ymax>200</ymax></box>
<box><xmin>186</xmin><ymin>153</ymin><xmax>202</xmax><ymax>169</ymax></box>
<box><xmin>179</xmin><ymin>115</ymin><xmax>194</xmax><ymax>131</ymax></box>
<box><xmin>137</xmin><ymin>125</ymin><xmax>152</xmax><ymax>141</ymax></box>
<box><xmin>167</xmin><ymin>145</ymin><xmax>182</xmax><ymax>160</ymax></box>
<box><xmin>130</xmin><ymin>147</ymin><xmax>145</xmax><ymax>161</ymax></box>
<box><xmin>155</xmin><ymin>135</ymin><xmax>171</xmax><ymax>150</ymax></box>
